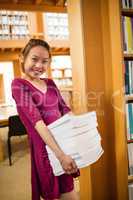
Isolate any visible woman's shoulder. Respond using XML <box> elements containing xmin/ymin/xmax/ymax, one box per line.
<box><xmin>43</xmin><ymin>78</ymin><xmax>57</xmax><ymax>87</ymax></box>
<box><xmin>12</xmin><ymin>77</ymin><xmax>28</xmax><ymax>83</ymax></box>
<box><xmin>11</xmin><ymin>78</ymin><xmax>30</xmax><ymax>91</ymax></box>
<box><xmin>12</xmin><ymin>78</ymin><xmax>24</xmax><ymax>86</ymax></box>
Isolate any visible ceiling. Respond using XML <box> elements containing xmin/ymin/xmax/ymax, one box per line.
<box><xmin>0</xmin><ymin>0</ymin><xmax>67</xmax><ymax>12</ymax></box>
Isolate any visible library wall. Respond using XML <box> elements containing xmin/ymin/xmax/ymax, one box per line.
<box><xmin>68</xmin><ymin>0</ymin><xmax>128</xmax><ymax>200</ymax></box>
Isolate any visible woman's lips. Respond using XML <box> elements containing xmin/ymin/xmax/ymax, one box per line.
<box><xmin>32</xmin><ymin>67</ymin><xmax>43</xmax><ymax>72</ymax></box>
<box><xmin>31</xmin><ymin>69</ymin><xmax>43</xmax><ymax>73</ymax></box>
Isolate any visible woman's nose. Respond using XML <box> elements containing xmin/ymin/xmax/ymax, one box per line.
<box><xmin>35</xmin><ymin>61</ymin><xmax>43</xmax><ymax>68</ymax></box>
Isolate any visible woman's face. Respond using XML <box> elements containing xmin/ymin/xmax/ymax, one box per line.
<box><xmin>23</xmin><ymin>45</ymin><xmax>50</xmax><ymax>79</ymax></box>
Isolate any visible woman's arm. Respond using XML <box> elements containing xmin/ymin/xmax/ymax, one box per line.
<box><xmin>35</xmin><ymin>120</ymin><xmax>78</xmax><ymax>174</ymax></box>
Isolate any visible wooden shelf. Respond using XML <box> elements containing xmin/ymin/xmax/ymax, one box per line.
<box><xmin>128</xmin><ymin>175</ymin><xmax>133</xmax><ymax>183</ymax></box>
<box><xmin>124</xmin><ymin>53</ymin><xmax>133</xmax><ymax>60</ymax></box>
<box><xmin>125</xmin><ymin>95</ymin><xmax>133</xmax><ymax>102</ymax></box>
<box><xmin>122</xmin><ymin>8</ymin><xmax>133</xmax><ymax>16</ymax></box>
<box><xmin>127</xmin><ymin>139</ymin><xmax>133</xmax><ymax>144</ymax></box>
<box><xmin>0</xmin><ymin>2</ymin><xmax>67</xmax><ymax>13</ymax></box>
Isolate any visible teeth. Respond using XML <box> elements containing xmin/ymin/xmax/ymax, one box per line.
<box><xmin>34</xmin><ymin>70</ymin><xmax>42</xmax><ymax>73</ymax></box>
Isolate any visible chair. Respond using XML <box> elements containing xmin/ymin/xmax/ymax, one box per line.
<box><xmin>7</xmin><ymin>115</ymin><xmax>27</xmax><ymax>166</ymax></box>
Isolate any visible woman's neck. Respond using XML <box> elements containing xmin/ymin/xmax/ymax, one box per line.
<box><xmin>22</xmin><ymin>74</ymin><xmax>40</xmax><ymax>82</ymax></box>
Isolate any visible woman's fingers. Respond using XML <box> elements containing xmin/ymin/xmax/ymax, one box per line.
<box><xmin>59</xmin><ymin>154</ymin><xmax>78</xmax><ymax>174</ymax></box>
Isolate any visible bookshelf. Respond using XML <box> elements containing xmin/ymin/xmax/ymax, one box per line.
<box><xmin>50</xmin><ymin>55</ymin><xmax>72</xmax><ymax>88</ymax></box>
<box><xmin>49</xmin><ymin>55</ymin><xmax>73</xmax><ymax>109</ymax></box>
<box><xmin>0</xmin><ymin>10</ymin><xmax>30</xmax><ymax>40</ymax></box>
<box><xmin>0</xmin><ymin>1</ymin><xmax>131</xmax><ymax>200</ymax></box>
<box><xmin>121</xmin><ymin>0</ymin><xmax>133</xmax><ymax>192</ymax></box>
<box><xmin>124</xmin><ymin>53</ymin><xmax>133</xmax><ymax>60</ymax></box>
<box><xmin>126</xmin><ymin>95</ymin><xmax>133</xmax><ymax>102</ymax></box>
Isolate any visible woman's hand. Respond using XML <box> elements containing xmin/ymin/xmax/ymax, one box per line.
<box><xmin>59</xmin><ymin>154</ymin><xmax>78</xmax><ymax>174</ymax></box>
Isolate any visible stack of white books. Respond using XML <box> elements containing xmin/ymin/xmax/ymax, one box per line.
<box><xmin>47</xmin><ymin>111</ymin><xmax>103</xmax><ymax>176</ymax></box>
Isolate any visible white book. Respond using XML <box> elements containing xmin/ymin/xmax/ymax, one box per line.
<box><xmin>131</xmin><ymin>0</ymin><xmax>133</xmax><ymax>8</ymax></box>
<box><xmin>127</xmin><ymin>0</ymin><xmax>130</xmax><ymax>8</ymax></box>
<box><xmin>47</xmin><ymin>111</ymin><xmax>103</xmax><ymax>176</ymax></box>
<box><xmin>122</xmin><ymin>0</ymin><xmax>126</xmax><ymax>8</ymax></box>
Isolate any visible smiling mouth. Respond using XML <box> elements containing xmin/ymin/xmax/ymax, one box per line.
<box><xmin>32</xmin><ymin>68</ymin><xmax>43</xmax><ymax>73</ymax></box>
<box><xmin>33</xmin><ymin>71</ymin><xmax>43</xmax><ymax>75</ymax></box>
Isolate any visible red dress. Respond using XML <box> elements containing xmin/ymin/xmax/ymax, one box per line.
<box><xmin>11</xmin><ymin>78</ymin><xmax>80</xmax><ymax>200</ymax></box>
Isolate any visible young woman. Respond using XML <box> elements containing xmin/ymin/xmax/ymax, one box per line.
<box><xmin>11</xmin><ymin>39</ymin><xmax>80</xmax><ymax>200</ymax></box>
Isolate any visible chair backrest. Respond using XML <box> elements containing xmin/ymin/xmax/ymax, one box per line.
<box><xmin>8</xmin><ymin>115</ymin><xmax>27</xmax><ymax>137</ymax></box>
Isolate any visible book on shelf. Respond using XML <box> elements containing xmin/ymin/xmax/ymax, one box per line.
<box><xmin>122</xmin><ymin>16</ymin><xmax>133</xmax><ymax>53</ymax></box>
<box><xmin>128</xmin><ymin>183</ymin><xmax>133</xmax><ymax>200</ymax></box>
<box><xmin>122</xmin><ymin>0</ymin><xmax>133</xmax><ymax>8</ymax></box>
<box><xmin>124</xmin><ymin>61</ymin><xmax>133</xmax><ymax>94</ymax></box>
<box><xmin>126</xmin><ymin>103</ymin><xmax>133</xmax><ymax>140</ymax></box>
<box><xmin>128</xmin><ymin>143</ymin><xmax>133</xmax><ymax>175</ymax></box>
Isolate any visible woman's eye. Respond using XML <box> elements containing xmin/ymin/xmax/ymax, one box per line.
<box><xmin>32</xmin><ymin>58</ymin><xmax>37</xmax><ymax>62</ymax></box>
<box><xmin>42</xmin><ymin>60</ymin><xmax>48</xmax><ymax>64</ymax></box>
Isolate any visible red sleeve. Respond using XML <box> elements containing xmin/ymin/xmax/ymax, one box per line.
<box><xmin>11</xmin><ymin>79</ymin><xmax>42</xmax><ymax>127</ymax></box>
<box><xmin>48</xmin><ymin>79</ymin><xmax>71</xmax><ymax>115</ymax></box>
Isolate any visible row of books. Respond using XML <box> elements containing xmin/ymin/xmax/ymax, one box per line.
<box><xmin>0</xmin><ymin>11</ymin><xmax>28</xmax><ymax>16</ymax></box>
<box><xmin>128</xmin><ymin>143</ymin><xmax>133</xmax><ymax>174</ymax></box>
<box><xmin>122</xmin><ymin>0</ymin><xmax>133</xmax><ymax>8</ymax></box>
<box><xmin>52</xmin><ymin>69</ymin><xmax>72</xmax><ymax>78</ymax></box>
<box><xmin>126</xmin><ymin>103</ymin><xmax>133</xmax><ymax>140</ymax></box>
<box><xmin>124</xmin><ymin>61</ymin><xmax>133</xmax><ymax>94</ymax></box>
<box><xmin>0</xmin><ymin>15</ymin><xmax>28</xmax><ymax>25</ymax></box>
<box><xmin>0</xmin><ymin>25</ymin><xmax>29</xmax><ymax>35</ymax></box>
<box><xmin>44</xmin><ymin>13</ymin><xmax>69</xmax><ymax>40</ymax></box>
<box><xmin>53</xmin><ymin>78</ymin><xmax>72</xmax><ymax>87</ymax></box>
<box><xmin>0</xmin><ymin>34</ymin><xmax>30</xmax><ymax>40</ymax></box>
<box><xmin>122</xmin><ymin>16</ymin><xmax>133</xmax><ymax>53</ymax></box>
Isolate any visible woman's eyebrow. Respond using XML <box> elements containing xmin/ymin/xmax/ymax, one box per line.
<box><xmin>31</xmin><ymin>55</ymin><xmax>49</xmax><ymax>60</ymax></box>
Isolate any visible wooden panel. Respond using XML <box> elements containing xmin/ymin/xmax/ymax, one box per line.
<box><xmin>67</xmin><ymin>1</ymin><xmax>92</xmax><ymax>200</ymax></box>
<box><xmin>0</xmin><ymin>40</ymin><xmax>28</xmax><ymax>49</ymax></box>
<box><xmin>0</xmin><ymin>52</ymin><xmax>20</xmax><ymax>61</ymax></box>
<box><xmin>35</xmin><ymin>0</ymin><xmax>43</xmax><ymax>4</ymax></box>
<box><xmin>13</xmin><ymin>60</ymin><xmax>22</xmax><ymax>78</ymax></box>
<box><xmin>36</xmin><ymin>12</ymin><xmax>44</xmax><ymax>39</ymax></box>
<box><xmin>102</xmin><ymin>0</ymin><xmax>128</xmax><ymax>199</ymax></box>
<box><xmin>28</xmin><ymin>12</ymin><xmax>38</xmax><ymax>36</ymax></box>
<box><xmin>81</xmin><ymin>1</ymin><xmax>110</xmax><ymax>199</ymax></box>
<box><xmin>0</xmin><ymin>3</ymin><xmax>67</xmax><ymax>12</ymax></box>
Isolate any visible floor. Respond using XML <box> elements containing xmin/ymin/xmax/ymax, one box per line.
<box><xmin>0</xmin><ymin>134</ymin><xmax>31</xmax><ymax>200</ymax></box>
<box><xmin>0</xmin><ymin>128</ymin><xmax>80</xmax><ymax>200</ymax></box>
